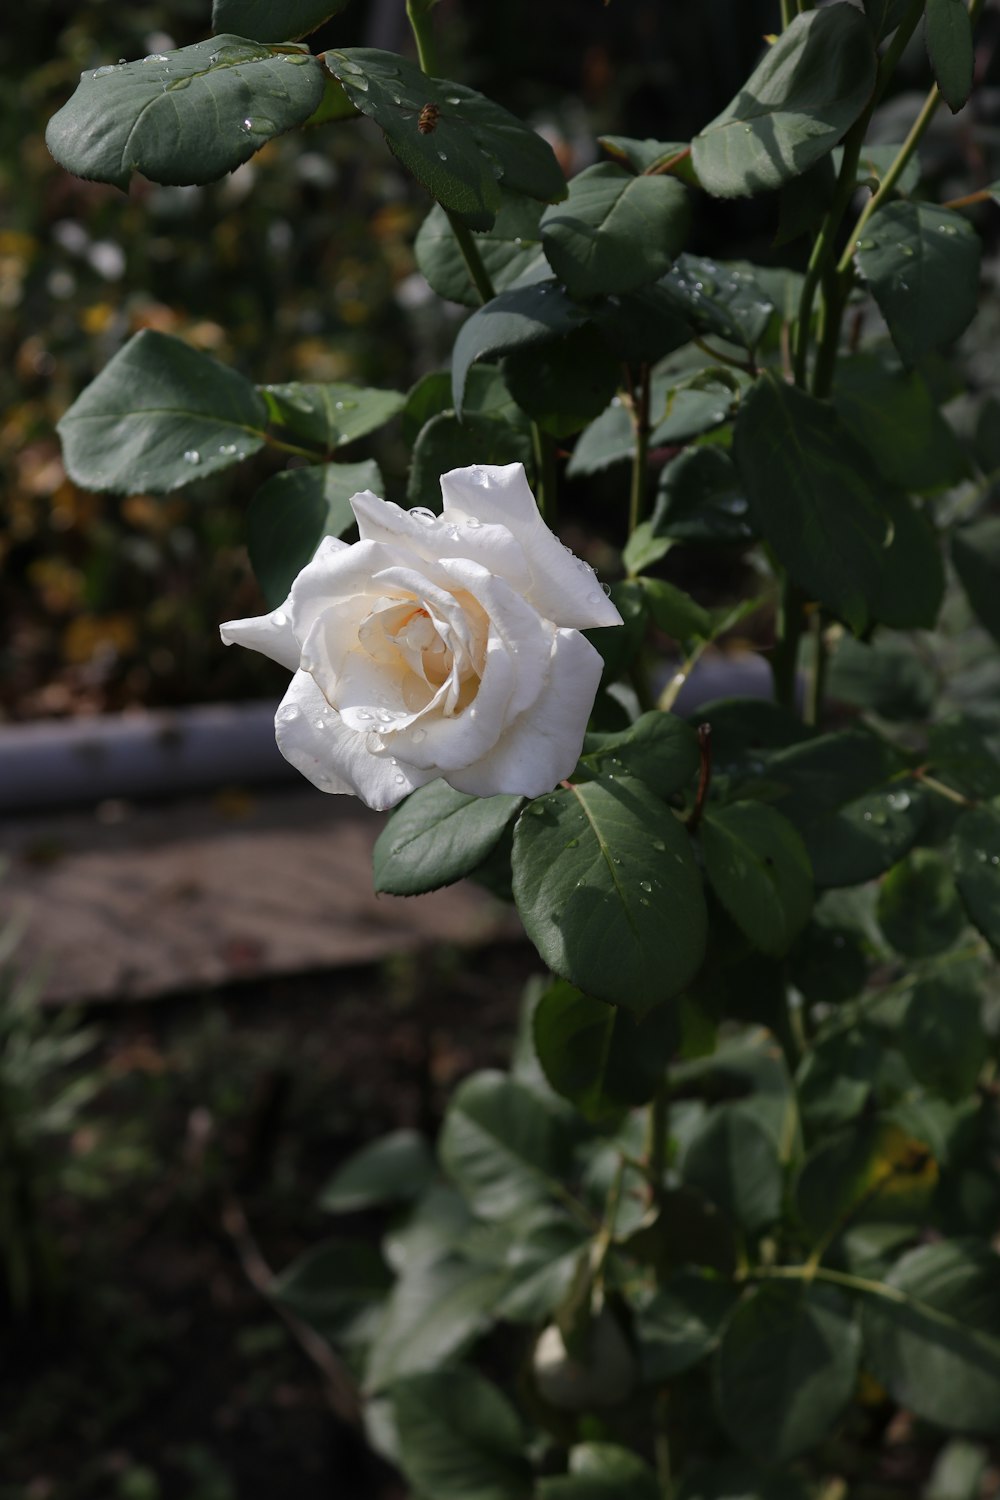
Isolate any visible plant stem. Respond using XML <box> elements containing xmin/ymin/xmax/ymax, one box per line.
<box><xmin>646</xmin><ymin>1081</ymin><xmax>669</xmax><ymax>1213</ymax></box>
<box><xmin>914</xmin><ymin>769</ymin><xmax>977</xmax><ymax>809</ymax></box>
<box><xmin>747</xmin><ymin>1261</ymin><xmax>908</xmax><ymax>1305</ymax></box>
<box><xmin>686</xmin><ymin>724</ymin><xmax>713</xmax><ymax>832</ymax></box>
<box><xmin>805</xmin><ymin>610</ymin><xmax>828</xmax><ymax>728</ymax></box>
<box><xmin>654</xmin><ymin>1390</ymin><xmax>673</xmax><ymax>1498</ymax></box>
<box><xmin>532</xmin><ymin>421</ymin><xmax>558</xmax><ymax>525</ymax></box>
<box><xmin>628</xmin><ymin>363</ymin><xmax>652</xmax><ymax>535</ymax></box>
<box><xmin>405</xmin><ymin>0</ymin><xmax>438</xmax><ymax>74</ymax></box>
<box><xmin>780</xmin><ymin>0</ymin><xmax>795</xmax><ymax>28</ymax></box>
<box><xmin>770</xmin><ymin>576</ymin><xmax>804</xmax><ymax>710</ymax></box>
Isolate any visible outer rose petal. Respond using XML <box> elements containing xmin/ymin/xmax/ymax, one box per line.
<box><xmin>220</xmin><ymin>602</ymin><xmax>301</xmax><ymax>672</ymax></box>
<box><xmin>446</xmin><ymin>628</ymin><xmax>604</xmax><ymax>798</ymax></box>
<box><xmin>439</xmin><ymin>463</ymin><xmax>623</xmax><ymax>630</ymax></box>
<box><xmin>351</xmin><ymin>491</ymin><xmax>534</xmax><ymax>597</ymax></box>
<box><xmin>274</xmin><ymin>671</ymin><xmax>434</xmax><ymax>811</ymax></box>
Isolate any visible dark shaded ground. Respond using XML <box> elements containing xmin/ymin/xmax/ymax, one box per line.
<box><xmin>1</xmin><ymin>944</ymin><xmax>537</xmax><ymax>1500</ymax></box>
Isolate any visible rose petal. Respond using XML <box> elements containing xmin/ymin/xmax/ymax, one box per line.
<box><xmin>446</xmin><ymin>628</ymin><xmax>603</xmax><ymax>797</ymax></box>
<box><xmin>439</xmin><ymin>463</ymin><xmax>623</xmax><ymax>629</ymax></box>
<box><xmin>351</xmin><ymin>490</ymin><xmax>533</xmax><ymax>596</ymax></box>
<box><xmin>220</xmin><ymin>603</ymin><xmax>301</xmax><ymax>672</ymax></box>
<box><xmin>274</xmin><ymin>671</ymin><xmax>434</xmax><ymax>811</ymax></box>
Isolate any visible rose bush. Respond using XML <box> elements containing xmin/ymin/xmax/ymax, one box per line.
<box><xmin>221</xmin><ymin>462</ymin><xmax>622</xmax><ymax>810</ymax></box>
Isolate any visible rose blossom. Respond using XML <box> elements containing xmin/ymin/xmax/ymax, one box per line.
<box><xmin>220</xmin><ymin>462</ymin><xmax>622</xmax><ymax>811</ymax></box>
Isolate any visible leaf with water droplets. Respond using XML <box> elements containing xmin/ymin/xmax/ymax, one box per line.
<box><xmin>855</xmin><ymin>202</ymin><xmax>980</xmax><ymax>365</ymax></box>
<box><xmin>57</xmin><ymin>329</ymin><xmax>267</xmax><ymax>494</ymax></box>
<box><xmin>540</xmin><ymin>162</ymin><xmax>690</xmax><ymax>300</ymax></box>
<box><xmin>46</xmin><ymin>36</ymin><xmax>325</xmax><ymax>189</ymax></box>
<box><xmin>415</xmin><ymin>194</ymin><xmax>546</xmax><ymax>308</ymax></box>
<box><xmin>953</xmin><ymin>803</ymin><xmax>1000</xmax><ymax>951</ymax></box>
<box><xmin>699</xmin><ymin>801</ymin><xmax>813</xmax><ymax>957</ymax></box>
<box><xmin>374</xmin><ymin>781</ymin><xmax>523</xmax><ymax>896</ymax></box>
<box><xmin>324</xmin><ymin>49</ymin><xmax>566</xmax><ymax>231</ymax></box>
<box><xmin>259</xmin><ymin>381</ymin><xmax>405</xmax><ymax>450</ymax></box>
<box><xmin>248</xmin><ymin>458</ymin><xmax>382</xmax><ymax>608</ymax></box>
<box><xmin>511</xmin><ymin>772</ymin><xmax>707</xmax><ymax>1014</ymax></box>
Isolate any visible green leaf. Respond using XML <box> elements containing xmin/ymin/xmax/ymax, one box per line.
<box><xmin>495</xmin><ymin>1217</ymin><xmax>590</xmax><ymax>1323</ymax></box>
<box><xmin>599</xmin><ymin>136</ymin><xmax>695</xmax><ymax>179</ymax></box>
<box><xmin>714</xmin><ymin>1282</ymin><xmax>860</xmax><ymax>1461</ymax></box>
<box><xmin>699</xmin><ymin>802</ymin><xmax>813</xmax><ymax>957</ymax></box>
<box><xmin>652</xmin><ymin>447</ymin><xmax>753</xmax><ymax>547</ymax></box>
<box><xmin>796</xmin><ymin>782</ymin><xmax>927</xmax><ymax>889</ymax></box>
<box><xmin>415</xmin><ymin>196</ymin><xmax>545</xmax><ymax>307</ymax></box>
<box><xmin>46</xmin><ymin>37</ymin><xmax>326</xmax><ymax>189</ymax></box>
<box><xmin>589</xmin><ymin>281</ymin><xmax>694</xmax><ymax>364</ymax></box>
<box><xmin>270</xmin><ymin>1238</ymin><xmax>390</xmax><ymax>1337</ymax></box>
<box><xmin>832</xmin><ymin>354</ymin><xmax>967</xmax><ymax>493</ymax></box>
<box><xmin>864</xmin><ymin>0</ymin><xmax>916</xmax><ymax>39</ymax></box>
<box><xmin>374</xmin><ymin>782</ymin><xmax>523</xmax><ymax>896</ymax></box>
<box><xmin>795</xmin><ymin>1117</ymin><xmax>932</xmax><ymax>1243</ymax></box>
<box><xmin>213</xmin><ymin>0</ymin><xmax>350</xmax><ymax>40</ymax></box>
<box><xmin>503</xmin><ymin>326</ymin><xmax>621</xmax><ymax>438</ymax></box>
<box><xmin>877</xmin><ymin>849</ymin><xmax>965</xmax><ymax>958</ymax></box>
<box><xmin>259</xmin><ymin>382</ymin><xmax>404</xmax><ymax>450</ymax></box>
<box><xmin>855</xmin><ymin>203</ymin><xmax>981</xmax><ymax>365</ymax></box>
<box><xmin>658</xmin><ymin>255</ymin><xmax>775</xmax><ymax>351</ymax></box>
<box><xmin>581</xmin><ymin>712</ymin><xmax>701</xmax><ymax>791</ymax></box>
<box><xmin>407</xmin><ymin>410</ymin><xmax>534</xmax><ymax>509</ymax></box>
<box><xmin>649</xmin><ymin>369</ymin><xmax>746</xmax><ymax>447</ymax></box>
<box><xmin>319</xmin><ymin>1129</ymin><xmax>435</xmax><ymax>1213</ymax></box>
<box><xmin>953</xmin><ymin>803</ymin><xmax>1000</xmax><ymax>948</ymax></box>
<box><xmin>789</xmin><ymin>921</ymin><xmax>868</xmax><ymax>1007</ymax></box>
<box><xmin>869</xmin><ymin>489</ymin><xmax>945</xmax><ymax>631</ymax></box>
<box><xmin>636</xmin><ymin>1271</ymin><xmax>739</xmax><ymax>1381</ymax></box>
<box><xmin>324</xmin><ymin>49</ymin><xmax>566</xmax><ymax>231</ymax></box>
<box><xmin>796</xmin><ymin>1029</ymin><xmax>884</xmax><ymax>1132</ymax></box>
<box><xmin>900</xmin><ymin>978</ymin><xmax>988</xmax><ymax>1101</ymax></box>
<box><xmin>827</xmin><ymin>635</ymin><xmax>936</xmax><ymax>722</ymax></box>
<box><xmin>451</xmin><ymin>283</ymin><xmax>589</xmax><ymax>415</ymax></box>
<box><xmin>532</xmin><ymin>982</ymin><xmax>676</xmax><ymax>1122</ymax></box>
<box><xmin>863</xmin><ymin>1240</ymin><xmax>1000</xmax><ymax>1432</ymax></box>
<box><xmin>539</xmin><ymin>163</ymin><xmax>690</xmax><ymax>300</ymax></box>
<box><xmin>638</xmin><ymin>578</ymin><xmax>713</xmax><ymax>640</ymax></box>
<box><xmin>364</xmin><ymin>1254</ymin><xmax>507</xmax><ymax>1391</ymax></box>
<box><xmin>567</xmin><ymin>402</ymin><xmax>633</xmax><ymax>478</ymax></box>
<box><xmin>733</xmin><ymin>374</ymin><xmax>892</xmax><ymax>633</ymax></box>
<box><xmin>681</xmin><ymin>1102</ymin><xmax>784</xmax><ymax>1234</ymax></box>
<box><xmin>247</xmin><ymin>459</ymin><xmax>380</xmax><ymax>607</ymax></box>
<box><xmin>391</xmin><ymin>1369</ymin><xmax>531</xmax><ymax>1500</ymax></box>
<box><xmin>926</xmin><ymin>0</ymin><xmax>975</xmax><ymax>113</ymax></box>
<box><xmin>766</xmin><ymin>728</ymin><xmax>894</xmax><ymax>821</ymax></box>
<box><xmin>538</xmin><ymin>1444</ymin><xmax>660</xmax><ymax>1500</ymax></box>
<box><xmin>511</xmin><ymin>774</ymin><xmax>707</xmax><ymax>1014</ymax></box>
<box><xmin>57</xmin><ymin>330</ymin><xmax>267</xmax><ymax>495</ymax></box>
<box><xmin>691</xmin><ymin>7</ymin><xmax>876</xmax><ymax>198</ymax></box>
<box><xmin>928</xmin><ymin>716</ymin><xmax>1000</xmax><ymax>801</ymax></box>
<box><xmin>952</xmin><ymin>518</ymin><xmax>1000</xmax><ymax>646</ymax></box>
<box><xmin>439</xmin><ymin>1071</ymin><xmax>572</xmax><ymax>1221</ymax></box>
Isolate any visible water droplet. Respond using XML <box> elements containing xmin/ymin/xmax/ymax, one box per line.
<box><xmin>446</xmin><ymin>95</ymin><xmax>461</xmax><ymax>105</ymax></box>
<box><xmin>863</xmin><ymin>811</ymin><xmax>873</xmax><ymax>822</ymax></box>
<box><xmin>218</xmin><ymin>442</ymin><xmax>238</xmax><ymax>456</ymax></box>
<box><xmin>241</xmin><ymin>115</ymin><xmax>276</xmax><ymax>133</ymax></box>
<box><xmin>437</xmin><ymin>150</ymin><xmax>448</xmax><ymax>161</ymax></box>
<box><xmin>652</xmin><ymin>839</ymin><xmax>666</xmax><ymax>852</ymax></box>
<box><xmin>92</xmin><ymin>64</ymin><xmax>118</xmax><ymax>76</ymax></box>
<box><xmin>276</xmin><ymin>703</ymin><xmax>301</xmax><ymax>723</ymax></box>
<box><xmin>183</xmin><ymin>449</ymin><xmax>200</xmax><ymax>464</ymax></box>
<box><xmin>314</xmin><ymin>718</ymin><xmax>326</xmax><ymax>730</ymax></box>
<box><xmin>392</xmin><ymin>94</ymin><xmax>402</xmax><ymax>104</ymax></box>
<box><xmin>408</xmin><ymin>507</ymin><xmax>437</xmax><ymax>524</ymax></box>
<box><xmin>143</xmin><ymin>52</ymin><xmax>169</xmax><ymax>62</ymax></box>
<box><xmin>639</xmin><ymin>897</ymin><xmax>650</xmax><ymax>908</ymax></box>
<box><xmin>377</xmin><ymin>708</ymin><xmax>395</xmax><ymax>723</ymax></box>
<box><xmin>356</xmin><ymin>709</ymin><xmax>373</xmax><ymax>722</ymax></box>
<box><xmin>394</xmin><ymin>773</ymin><xmax>406</xmax><ymax>785</ymax></box>
<box><xmin>991</xmin><ymin>855</ymin><xmax>999</xmax><ymax>867</ymax></box>
<box><xmin>639</xmin><ymin>879</ymin><xmax>652</xmax><ymax>893</ymax></box>
<box><xmin>464</xmin><ymin>516</ymin><xmax>482</xmax><ymax>529</ymax></box>
<box><xmin>285</xmin><ymin>52</ymin><xmax>312</xmax><ymax>65</ymax></box>
<box><xmin>612</xmin><ymin>856</ymin><xmax>622</xmax><ymax>865</ymax></box>
<box><xmin>411</xmin><ymin>727</ymin><xmax>426</xmax><ymax>743</ymax></box>
<box><xmin>886</xmin><ymin>791</ymin><xmax>910</xmax><ymax>811</ymax></box>
<box><xmin>272</xmin><ymin>609</ymin><xmax>287</xmax><ymax>626</ymax></box>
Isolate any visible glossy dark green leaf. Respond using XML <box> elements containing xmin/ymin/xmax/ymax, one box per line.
<box><xmin>46</xmin><ymin>37</ymin><xmax>326</xmax><ymax>189</ymax></box>
<box><xmin>827</xmin><ymin>635</ymin><xmax>936</xmax><ymax>722</ymax></box>
<box><xmin>796</xmin><ymin>1029</ymin><xmax>884</xmax><ymax>1132</ymax></box>
<box><xmin>325</xmin><ymin>49</ymin><xmax>566</xmax><ymax>231</ymax></box>
<box><xmin>682</xmin><ymin>1102</ymin><xmax>784</xmax><ymax>1234</ymax></box>
<box><xmin>451</xmin><ymin>283</ymin><xmax>589</xmax><ymax>414</ymax></box>
<box><xmin>503</xmin><ymin>326</ymin><xmax>621</xmax><ymax>438</ymax></box>
<box><xmin>833</xmin><ymin>354</ymin><xmax>967</xmax><ymax>493</ymax></box>
<box><xmin>953</xmin><ymin>803</ymin><xmax>1000</xmax><ymax>948</ymax></box>
<box><xmin>539</xmin><ymin>162</ymin><xmax>690</xmax><ymax>299</ymax></box>
<box><xmin>415</xmin><ymin>196</ymin><xmax>545</xmax><ymax>308</ymax></box>
<box><xmin>652</xmin><ymin>447</ymin><xmax>754</xmax><ymax>547</ymax></box>
<box><xmin>864</xmin><ymin>0</ymin><xmax>916</xmax><ymax>38</ymax></box>
<box><xmin>692</xmin><ymin>7</ymin><xmax>876</xmax><ymax>198</ymax></box>
<box><xmin>734</xmin><ymin>374</ymin><xmax>892</xmax><ymax>632</ymax></box>
<box><xmin>512</xmin><ymin>773</ymin><xmax>707</xmax><ymax>1013</ymax></box>
<box><xmin>364</xmin><ymin>1256</ymin><xmax>508</xmax><ymax>1391</ymax></box>
<box><xmin>952</xmin><ymin>519</ymin><xmax>1000</xmax><ymax>646</ymax></box>
<box><xmin>566</xmin><ymin>402</ymin><xmax>633</xmax><ymax>478</ymax></box>
<box><xmin>870</xmin><ymin>489</ymin><xmax>945</xmax><ymax>631</ymax></box>
<box><xmin>538</xmin><ymin>1444</ymin><xmax>660</xmax><ymax>1500</ymax></box>
<box><xmin>532</xmin><ymin>981</ymin><xmax>676</xmax><ymax>1121</ymax></box>
<box><xmin>407</xmin><ymin>410</ymin><xmax>533</xmax><ymax>509</ymax></box>
<box><xmin>697</xmin><ymin>697</ymin><xmax>813</xmax><ymax>779</ymax></box>
<box><xmin>259</xmin><ymin>381</ymin><xmax>404</xmax><ymax>450</ymax></box>
<box><xmin>598</xmin><ymin>136</ymin><xmax>693</xmax><ymax>177</ymax></box>
<box><xmin>589</xmin><ymin>281</ymin><xmax>694</xmax><ymax>364</ymax></box>
<box><xmin>789</xmin><ymin>921</ymin><xmax>868</xmax><ymax>1007</ymax></box>
<box><xmin>212</xmin><ymin>0</ymin><xmax>350</xmax><ymax>40</ymax></box>
<box><xmin>775</xmin><ymin>157</ymin><xmax>836</xmax><ymax>247</ymax></box>
<box><xmin>639</xmin><ymin>578</ymin><xmax>713</xmax><ymax>641</ymax></box>
<box><xmin>637</xmin><ymin>1271</ymin><xmax>739</xmax><ymax>1381</ymax></box>
<box><xmin>392</xmin><ymin>1369</ymin><xmax>531</xmax><ymax>1500</ymax></box>
<box><xmin>900</xmin><ymin>978</ymin><xmax>988</xmax><ymax>1101</ymax></box>
<box><xmin>580</xmin><ymin>711</ymin><xmax>701</xmax><ymax>792</ymax></box>
<box><xmin>649</xmin><ymin>369</ymin><xmax>746</xmax><ymax>447</ymax></box>
<box><xmin>247</xmin><ymin>459</ymin><xmax>379</xmax><ymax>607</ymax></box>
<box><xmin>767</xmin><ymin>728</ymin><xmax>895</xmax><ymax>821</ymax></box>
<box><xmin>715</xmin><ymin>1282</ymin><xmax>860</xmax><ymax>1461</ymax></box>
<box><xmin>796</xmin><ymin>1117</ymin><xmax>932</xmax><ymax>1243</ymax></box>
<box><xmin>863</xmin><ymin>1240</ymin><xmax>1000</xmax><ymax>1431</ymax></box>
<box><xmin>57</xmin><ymin>330</ymin><xmax>267</xmax><ymax>495</ymax></box>
<box><xmin>877</xmin><ymin>849</ymin><xmax>965</xmax><ymax>958</ymax></box>
<box><xmin>658</xmin><ymin>255</ymin><xmax>775</xmax><ymax>351</ymax></box>
<box><xmin>928</xmin><ymin>716</ymin><xmax>1000</xmax><ymax>801</ymax></box>
<box><xmin>439</xmin><ymin>1071</ymin><xmax>573</xmax><ymax>1220</ymax></box>
<box><xmin>856</xmin><ymin>203</ymin><xmax>980</xmax><ymax>365</ymax></box>
<box><xmin>269</xmin><ymin>1238</ymin><xmax>390</xmax><ymax>1336</ymax></box>
<box><xmin>319</xmin><ymin>1129</ymin><xmax>435</xmax><ymax>1214</ymax></box>
<box><xmin>374</xmin><ymin>782</ymin><xmax>523</xmax><ymax>896</ymax></box>
<box><xmin>801</xmin><ymin>781</ymin><xmax>928</xmax><ymax>888</ymax></box>
<box><xmin>700</xmin><ymin>802</ymin><xmax>813</xmax><ymax>957</ymax></box>
<box><xmin>926</xmin><ymin>0</ymin><xmax>975</xmax><ymax>112</ymax></box>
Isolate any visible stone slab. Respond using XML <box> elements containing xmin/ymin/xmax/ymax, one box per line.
<box><xmin>0</xmin><ymin>788</ymin><xmax>518</xmax><ymax>1005</ymax></box>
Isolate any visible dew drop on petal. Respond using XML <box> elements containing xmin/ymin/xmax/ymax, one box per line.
<box><xmin>272</xmin><ymin>610</ymin><xmax>287</xmax><ymax>626</ymax></box>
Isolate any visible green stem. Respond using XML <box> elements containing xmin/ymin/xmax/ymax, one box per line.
<box><xmin>770</xmin><ymin>576</ymin><xmax>804</xmax><ymax>711</ymax></box>
<box><xmin>405</xmin><ymin>0</ymin><xmax>438</xmax><ymax>74</ymax></box>
<box><xmin>805</xmin><ymin>610</ymin><xmax>829</xmax><ymax>728</ymax></box>
<box><xmin>747</xmin><ymin>1261</ymin><xmax>908</xmax><ymax>1304</ymax></box>
<box><xmin>654</xmin><ymin>1390</ymin><xmax>673</xmax><ymax>1499</ymax></box>
<box><xmin>445</xmin><ymin>213</ymin><xmax>496</xmax><ymax>303</ymax></box>
<box><xmin>263</xmin><ymin>433</ymin><xmax>327</xmax><ymax>462</ymax></box>
<box><xmin>647</xmin><ymin>1081</ymin><xmax>669</xmax><ymax>1214</ymax></box>
<box><xmin>780</xmin><ymin>0</ymin><xmax>794</xmax><ymax>28</ymax></box>
<box><xmin>532</xmin><ymin>421</ymin><xmax>558</xmax><ymax>526</ymax></box>
<box><xmin>628</xmin><ymin>364</ymin><xmax>652</xmax><ymax>536</ymax></box>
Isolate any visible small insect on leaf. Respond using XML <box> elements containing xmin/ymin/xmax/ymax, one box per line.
<box><xmin>418</xmin><ymin>102</ymin><xmax>441</xmax><ymax>134</ymax></box>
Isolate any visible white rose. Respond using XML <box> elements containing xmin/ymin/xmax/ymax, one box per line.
<box><xmin>220</xmin><ymin>462</ymin><xmax>622</xmax><ymax>811</ymax></box>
